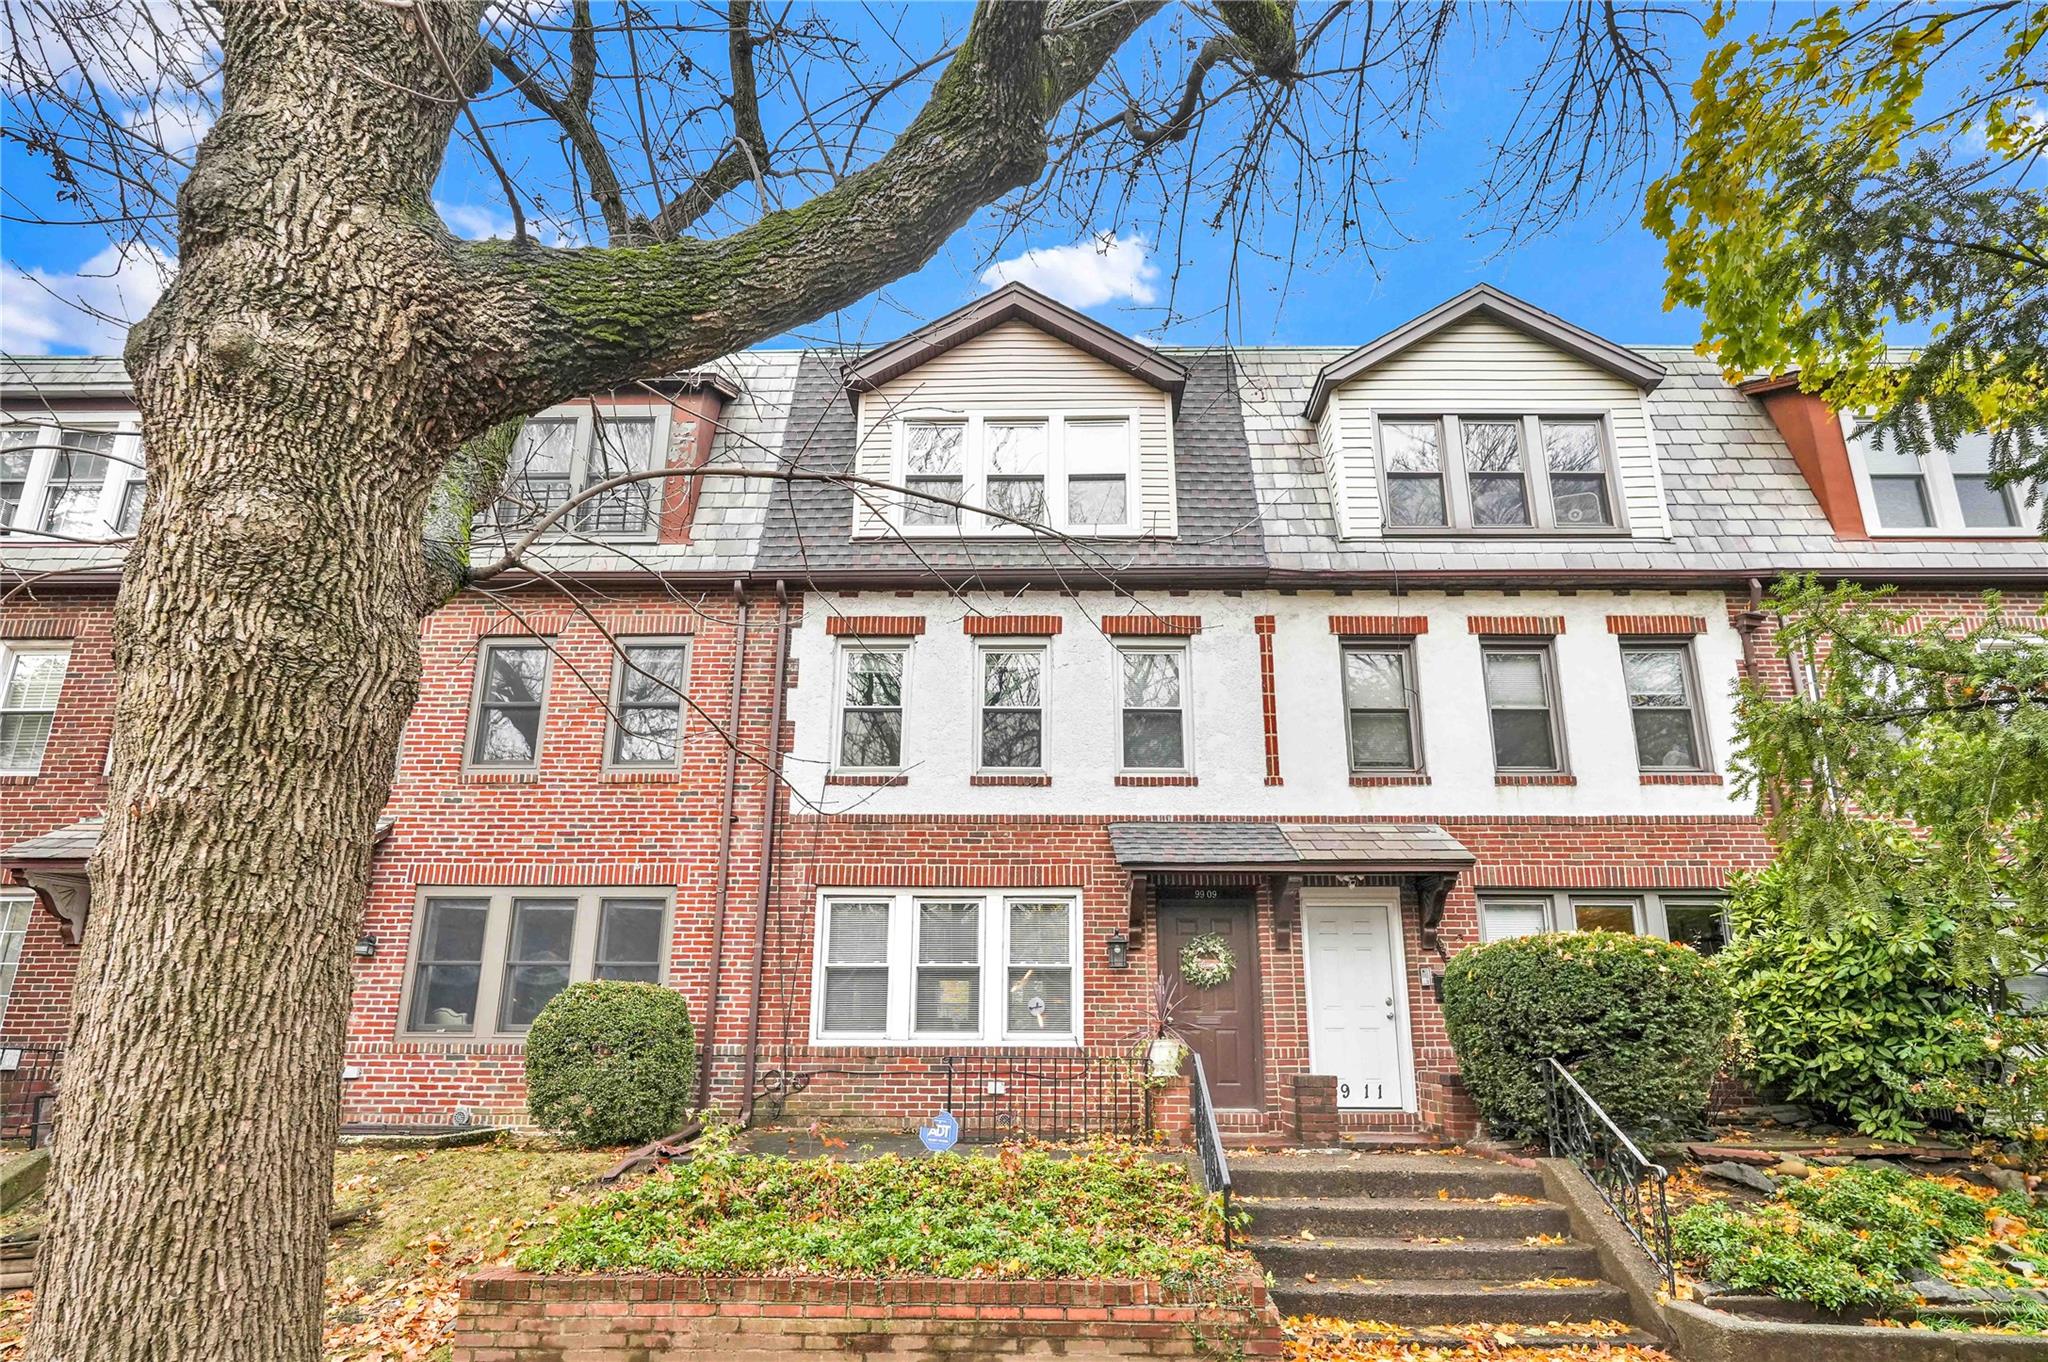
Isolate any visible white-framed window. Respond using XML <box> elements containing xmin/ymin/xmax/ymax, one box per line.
<box><xmin>977</xmin><ymin>643</ymin><xmax>1046</xmax><ymax>771</ymax></box>
<box><xmin>465</xmin><ymin>639</ymin><xmax>552</xmax><ymax>771</ymax></box>
<box><xmin>1375</xmin><ymin>414</ymin><xmax>1621</xmax><ymax>532</ymax></box>
<box><xmin>0</xmin><ymin>419</ymin><xmax>145</xmax><ymax>541</ymax></box>
<box><xmin>1619</xmin><ymin>641</ymin><xmax>1710</xmax><ymax>773</ymax></box>
<box><xmin>606</xmin><ymin>639</ymin><xmax>689</xmax><ymax>769</ymax></box>
<box><xmin>888</xmin><ymin>412</ymin><xmax>1136</xmax><ymax>535</ymax></box>
<box><xmin>0</xmin><ymin>642</ymin><xmax>69</xmax><ymax>774</ymax></box>
<box><xmin>488</xmin><ymin>404</ymin><xmax>672</xmax><ymax>540</ymax></box>
<box><xmin>1341</xmin><ymin>642</ymin><xmax>1422</xmax><ymax>772</ymax></box>
<box><xmin>1846</xmin><ymin>421</ymin><xmax>2037</xmax><ymax>535</ymax></box>
<box><xmin>812</xmin><ymin>890</ymin><xmax>1081</xmax><ymax>1044</ymax></box>
<box><xmin>0</xmin><ymin>894</ymin><xmax>30</xmax><ymax>1021</ymax></box>
<box><xmin>401</xmin><ymin>888</ymin><xmax>670</xmax><ymax>1038</ymax></box>
<box><xmin>1477</xmin><ymin>891</ymin><xmax>1729</xmax><ymax>955</ymax></box>
<box><xmin>834</xmin><ymin>643</ymin><xmax>908</xmax><ymax>771</ymax></box>
<box><xmin>1116</xmin><ymin>643</ymin><xmax>1187</xmax><ymax>772</ymax></box>
<box><xmin>1481</xmin><ymin>642</ymin><xmax>1566</xmax><ymax>773</ymax></box>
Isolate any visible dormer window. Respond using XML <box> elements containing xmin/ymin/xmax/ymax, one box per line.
<box><xmin>889</xmin><ymin>413</ymin><xmax>1135</xmax><ymax>535</ymax></box>
<box><xmin>1376</xmin><ymin>414</ymin><xmax>1620</xmax><ymax>533</ymax></box>
<box><xmin>489</xmin><ymin>405</ymin><xmax>670</xmax><ymax>540</ymax></box>
<box><xmin>1846</xmin><ymin>421</ymin><xmax>2032</xmax><ymax>534</ymax></box>
<box><xmin>0</xmin><ymin>422</ymin><xmax>146</xmax><ymax>541</ymax></box>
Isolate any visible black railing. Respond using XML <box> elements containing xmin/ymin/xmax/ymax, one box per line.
<box><xmin>0</xmin><ymin>1044</ymin><xmax>61</xmax><ymax>1148</ymax></box>
<box><xmin>938</xmin><ymin>1051</ymin><xmax>1148</xmax><ymax>1143</ymax></box>
<box><xmin>1544</xmin><ymin>1057</ymin><xmax>1674</xmax><ymax>1289</ymax></box>
<box><xmin>1187</xmin><ymin>1051</ymin><xmax>1235</xmax><ymax>1250</ymax></box>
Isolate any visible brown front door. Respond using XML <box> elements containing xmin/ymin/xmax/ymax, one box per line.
<box><xmin>1158</xmin><ymin>889</ymin><xmax>1262</xmax><ymax>1110</ymax></box>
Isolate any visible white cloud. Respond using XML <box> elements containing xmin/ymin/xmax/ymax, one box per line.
<box><xmin>980</xmin><ymin>233</ymin><xmax>1160</xmax><ymax>309</ymax></box>
<box><xmin>122</xmin><ymin>95</ymin><xmax>215</xmax><ymax>157</ymax></box>
<box><xmin>438</xmin><ymin>200</ymin><xmax>520</xmax><ymax>242</ymax></box>
<box><xmin>1</xmin><ymin>242</ymin><xmax>174</xmax><ymax>356</ymax></box>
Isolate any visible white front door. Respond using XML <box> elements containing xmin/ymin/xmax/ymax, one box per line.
<box><xmin>1303</xmin><ymin>895</ymin><xmax>1413</xmax><ymax>1110</ymax></box>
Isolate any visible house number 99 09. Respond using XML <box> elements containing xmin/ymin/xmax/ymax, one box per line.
<box><xmin>1191</xmin><ymin>889</ymin><xmax>1220</xmax><ymax>899</ymax></box>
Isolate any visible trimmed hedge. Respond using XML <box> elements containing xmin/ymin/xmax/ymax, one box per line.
<box><xmin>1441</xmin><ymin>931</ymin><xmax>1734</xmax><ymax>1142</ymax></box>
<box><xmin>524</xmin><ymin>981</ymin><xmax>697</xmax><ymax>1147</ymax></box>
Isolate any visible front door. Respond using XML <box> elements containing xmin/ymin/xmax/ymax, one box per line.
<box><xmin>1303</xmin><ymin>894</ymin><xmax>1412</xmax><ymax>1110</ymax></box>
<box><xmin>1159</xmin><ymin>890</ymin><xmax>1262</xmax><ymax>1110</ymax></box>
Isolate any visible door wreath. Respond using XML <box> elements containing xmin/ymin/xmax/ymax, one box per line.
<box><xmin>1179</xmin><ymin>933</ymin><xmax>1236</xmax><ymax>990</ymax></box>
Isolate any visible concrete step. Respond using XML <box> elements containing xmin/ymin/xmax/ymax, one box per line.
<box><xmin>1242</xmin><ymin>1195</ymin><xmax>1570</xmax><ymax>1240</ymax></box>
<box><xmin>1249</xmin><ymin>1234</ymin><xmax>1602</xmax><ymax>1281</ymax></box>
<box><xmin>1281</xmin><ymin>1321</ymin><xmax>1666</xmax><ymax>1353</ymax></box>
<box><xmin>1229</xmin><ymin>1155</ymin><xmax>1546</xmax><ymax>1200</ymax></box>
<box><xmin>1273</xmin><ymin>1277</ymin><xmax>1635</xmax><ymax>1326</ymax></box>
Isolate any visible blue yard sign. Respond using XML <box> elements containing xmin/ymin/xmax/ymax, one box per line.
<box><xmin>918</xmin><ymin>1110</ymin><xmax>960</xmax><ymax>1153</ymax></box>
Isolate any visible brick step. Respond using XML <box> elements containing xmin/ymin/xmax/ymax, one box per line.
<box><xmin>1249</xmin><ymin>1234</ymin><xmax>1602</xmax><ymax>1281</ymax></box>
<box><xmin>1282</xmin><ymin>1321</ymin><xmax>1665</xmax><ymax>1353</ymax></box>
<box><xmin>1242</xmin><ymin>1196</ymin><xmax>1571</xmax><ymax>1239</ymax></box>
<box><xmin>1230</xmin><ymin>1155</ymin><xmax>1546</xmax><ymax>1200</ymax></box>
<box><xmin>1274</xmin><ymin>1278</ymin><xmax>1634</xmax><ymax>1326</ymax></box>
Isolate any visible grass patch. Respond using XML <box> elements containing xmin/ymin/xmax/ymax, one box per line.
<box><xmin>519</xmin><ymin>1132</ymin><xmax>1238</xmax><ymax>1288</ymax></box>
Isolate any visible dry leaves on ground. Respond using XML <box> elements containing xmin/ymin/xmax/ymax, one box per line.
<box><xmin>1284</xmin><ymin>1315</ymin><xmax>1669</xmax><ymax>1361</ymax></box>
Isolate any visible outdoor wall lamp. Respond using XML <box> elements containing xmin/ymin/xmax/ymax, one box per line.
<box><xmin>1105</xmin><ymin>931</ymin><xmax>1130</xmax><ymax>971</ymax></box>
<box><xmin>353</xmin><ymin>933</ymin><xmax>379</xmax><ymax>960</ymax></box>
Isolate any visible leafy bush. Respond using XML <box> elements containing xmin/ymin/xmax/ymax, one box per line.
<box><xmin>1674</xmin><ymin>1200</ymin><xmax>1915</xmax><ymax>1312</ymax></box>
<box><xmin>1912</xmin><ymin>1009</ymin><xmax>2048</xmax><ymax>1172</ymax></box>
<box><xmin>1717</xmin><ymin>867</ymin><xmax>1984</xmax><ymax>1141</ymax></box>
<box><xmin>1441</xmin><ymin>930</ymin><xmax>1733</xmax><ymax>1142</ymax></box>
<box><xmin>524</xmin><ymin>981</ymin><xmax>696</xmax><ymax>1147</ymax></box>
<box><xmin>519</xmin><ymin>1133</ymin><xmax>1237</xmax><ymax>1285</ymax></box>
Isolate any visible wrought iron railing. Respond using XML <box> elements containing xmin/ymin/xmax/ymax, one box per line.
<box><xmin>0</xmin><ymin>1044</ymin><xmax>61</xmax><ymax>1148</ymax></box>
<box><xmin>1187</xmin><ymin>1051</ymin><xmax>1235</xmax><ymax>1250</ymax></box>
<box><xmin>937</xmin><ymin>1051</ymin><xmax>1148</xmax><ymax>1143</ymax></box>
<box><xmin>1543</xmin><ymin>1057</ymin><xmax>1674</xmax><ymax>1290</ymax></box>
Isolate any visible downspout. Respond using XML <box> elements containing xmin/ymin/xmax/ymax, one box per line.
<box><xmin>695</xmin><ymin>579</ymin><xmax>749</xmax><ymax>1109</ymax></box>
<box><xmin>1733</xmin><ymin>577</ymin><xmax>1779</xmax><ymax>818</ymax></box>
<box><xmin>739</xmin><ymin>579</ymin><xmax>790</xmax><ymax>1126</ymax></box>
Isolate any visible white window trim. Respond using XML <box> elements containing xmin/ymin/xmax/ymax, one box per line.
<box><xmin>1842</xmin><ymin>414</ymin><xmax>2038</xmax><ymax>537</ymax></box>
<box><xmin>1371</xmin><ymin>409</ymin><xmax>1628</xmax><ymax>535</ymax></box>
<box><xmin>1617</xmin><ymin>638</ymin><xmax>1714</xmax><ymax>774</ymax></box>
<box><xmin>0</xmin><ymin>412</ymin><xmax>145</xmax><ymax>542</ymax></box>
<box><xmin>1114</xmin><ymin>641</ymin><xmax>1192</xmax><ymax>775</ymax></box>
<box><xmin>463</xmin><ymin>637</ymin><xmax>554</xmax><ymax>773</ymax></box>
<box><xmin>397</xmin><ymin>887</ymin><xmax>673</xmax><ymax>1041</ymax></box>
<box><xmin>974</xmin><ymin>640</ymin><xmax>1050</xmax><ymax>775</ymax></box>
<box><xmin>887</xmin><ymin>409</ymin><xmax>1142</xmax><ymax>537</ymax></box>
<box><xmin>603</xmin><ymin>636</ymin><xmax>691</xmax><ymax>772</ymax></box>
<box><xmin>0</xmin><ymin>641</ymin><xmax>70</xmax><ymax>776</ymax></box>
<box><xmin>485</xmin><ymin>401</ymin><xmax>674</xmax><ymax>544</ymax></box>
<box><xmin>1340</xmin><ymin>640</ymin><xmax>1425</xmax><ymax>775</ymax></box>
<box><xmin>1477</xmin><ymin>891</ymin><xmax>1729</xmax><ymax>948</ymax></box>
<box><xmin>831</xmin><ymin>640</ymin><xmax>911</xmax><ymax>775</ymax></box>
<box><xmin>1480</xmin><ymin>640</ymin><xmax>1569</xmax><ymax>775</ymax></box>
<box><xmin>809</xmin><ymin>889</ymin><xmax>1084</xmax><ymax>1046</ymax></box>
<box><xmin>0</xmin><ymin>892</ymin><xmax>31</xmax><ymax>1022</ymax></box>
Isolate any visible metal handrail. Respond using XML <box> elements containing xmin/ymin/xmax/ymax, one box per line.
<box><xmin>1187</xmin><ymin>1051</ymin><xmax>1235</xmax><ymax>1250</ymax></box>
<box><xmin>1543</xmin><ymin>1057</ymin><xmax>1675</xmax><ymax>1290</ymax></box>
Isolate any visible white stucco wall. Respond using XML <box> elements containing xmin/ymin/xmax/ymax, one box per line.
<box><xmin>787</xmin><ymin>589</ymin><xmax>1752</xmax><ymax>818</ymax></box>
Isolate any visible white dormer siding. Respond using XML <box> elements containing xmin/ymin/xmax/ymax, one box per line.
<box><xmin>1316</xmin><ymin>316</ymin><xmax>1670</xmax><ymax>540</ymax></box>
<box><xmin>850</xmin><ymin>320</ymin><xmax>1178</xmax><ymax>538</ymax></box>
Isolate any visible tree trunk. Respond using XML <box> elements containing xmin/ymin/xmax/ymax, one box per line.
<box><xmin>26</xmin><ymin>5</ymin><xmax>486</xmax><ymax>1359</ymax></box>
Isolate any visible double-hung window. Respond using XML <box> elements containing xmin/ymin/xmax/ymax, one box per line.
<box><xmin>1064</xmin><ymin>418</ymin><xmax>1131</xmax><ymax>529</ymax></box>
<box><xmin>0</xmin><ymin>894</ymin><xmax>31</xmax><ymax>1020</ymax></box>
<box><xmin>403</xmin><ymin>888</ymin><xmax>669</xmax><ymax>1037</ymax></box>
<box><xmin>1381</xmin><ymin>420</ymin><xmax>1447</xmax><ymax>527</ymax></box>
<box><xmin>1847</xmin><ymin>422</ymin><xmax>2036</xmax><ymax>533</ymax></box>
<box><xmin>607</xmin><ymin>640</ymin><xmax>688</xmax><ymax>768</ymax></box>
<box><xmin>1478</xmin><ymin>891</ymin><xmax>1728</xmax><ymax>955</ymax></box>
<box><xmin>1118</xmin><ymin>644</ymin><xmax>1187</xmax><ymax>771</ymax></box>
<box><xmin>813</xmin><ymin>890</ymin><xmax>1080</xmax><ymax>1043</ymax></box>
<box><xmin>835</xmin><ymin>644</ymin><xmax>907</xmax><ymax>770</ymax></box>
<box><xmin>1540</xmin><ymin>420</ymin><xmax>1613</xmax><ymax>526</ymax></box>
<box><xmin>1482</xmin><ymin>644</ymin><xmax>1564</xmax><ymax>773</ymax></box>
<box><xmin>902</xmin><ymin>421</ymin><xmax>966</xmax><ymax>526</ymax></box>
<box><xmin>978</xmin><ymin>645</ymin><xmax>1045</xmax><ymax>771</ymax></box>
<box><xmin>0</xmin><ymin>422</ymin><xmax>145</xmax><ymax>539</ymax></box>
<box><xmin>891</xmin><ymin>414</ymin><xmax>1135</xmax><ymax>534</ymax></box>
<box><xmin>985</xmin><ymin>421</ymin><xmax>1049</xmax><ymax>524</ymax></box>
<box><xmin>466</xmin><ymin>640</ymin><xmax>551</xmax><ymax>771</ymax></box>
<box><xmin>489</xmin><ymin>406</ymin><xmax>669</xmax><ymax>539</ymax></box>
<box><xmin>1377</xmin><ymin>414</ymin><xmax>1619</xmax><ymax>532</ymax></box>
<box><xmin>1620</xmin><ymin>642</ymin><xmax>1709</xmax><ymax>772</ymax></box>
<box><xmin>0</xmin><ymin>643</ymin><xmax>69</xmax><ymax>774</ymax></box>
<box><xmin>1462</xmin><ymin>419</ymin><xmax>1531</xmax><ymax>526</ymax></box>
<box><xmin>1341</xmin><ymin>643</ymin><xmax>1421</xmax><ymax>771</ymax></box>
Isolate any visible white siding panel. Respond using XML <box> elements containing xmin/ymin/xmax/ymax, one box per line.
<box><xmin>852</xmin><ymin>320</ymin><xmax>1177</xmax><ymax>537</ymax></box>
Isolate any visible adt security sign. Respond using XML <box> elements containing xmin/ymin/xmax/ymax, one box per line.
<box><xmin>918</xmin><ymin>1110</ymin><xmax>960</xmax><ymax>1154</ymax></box>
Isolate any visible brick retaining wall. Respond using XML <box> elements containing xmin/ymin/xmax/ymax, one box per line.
<box><xmin>452</xmin><ymin>1269</ymin><xmax>1285</xmax><ymax>1361</ymax></box>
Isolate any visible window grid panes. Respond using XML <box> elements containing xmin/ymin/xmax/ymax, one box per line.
<box><xmin>609</xmin><ymin>642</ymin><xmax>687</xmax><ymax>767</ymax></box>
<box><xmin>1482</xmin><ymin>646</ymin><xmax>1561</xmax><ymax>771</ymax></box>
<box><xmin>1119</xmin><ymin>647</ymin><xmax>1185</xmax><ymax>770</ymax></box>
<box><xmin>578</xmin><ymin>417</ymin><xmax>657</xmax><ymax>535</ymax></box>
<box><xmin>1</xmin><ymin>429</ymin><xmax>35</xmax><ymax>526</ymax></box>
<box><xmin>1948</xmin><ymin>434</ymin><xmax>2020</xmax><ymax>528</ymax></box>
<box><xmin>979</xmin><ymin>647</ymin><xmax>1044</xmax><ymax>770</ymax></box>
<box><xmin>0</xmin><ymin>646</ymin><xmax>68</xmax><ymax>773</ymax></box>
<box><xmin>903</xmin><ymin>422</ymin><xmax>965</xmax><ymax>526</ymax></box>
<box><xmin>1621</xmin><ymin>643</ymin><xmax>1704</xmax><ymax>771</ymax></box>
<box><xmin>838</xmin><ymin>646</ymin><xmax>905</xmax><ymax>769</ymax></box>
<box><xmin>39</xmin><ymin>430</ymin><xmax>117</xmax><ymax>537</ymax></box>
<box><xmin>1341</xmin><ymin>644</ymin><xmax>1418</xmax><ymax>771</ymax></box>
<box><xmin>497</xmin><ymin>417</ymin><xmax>576</xmax><ymax>528</ymax></box>
<box><xmin>468</xmin><ymin>641</ymin><xmax>550</xmax><ymax>769</ymax></box>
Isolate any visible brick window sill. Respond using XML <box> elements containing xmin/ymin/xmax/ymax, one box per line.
<box><xmin>1640</xmin><ymin>772</ymin><xmax>1725</xmax><ymax>785</ymax></box>
<box><xmin>1495</xmin><ymin>773</ymin><xmax>1577</xmax><ymax>787</ymax></box>
<box><xmin>971</xmin><ymin>774</ymin><xmax>1051</xmax><ymax>787</ymax></box>
<box><xmin>1115</xmin><ymin>774</ymin><xmax>1198</xmax><ymax>787</ymax></box>
<box><xmin>458</xmin><ymin>770</ymin><xmax>541</xmax><ymax>784</ymax></box>
<box><xmin>827</xmin><ymin>773</ymin><xmax>909</xmax><ymax>787</ymax></box>
<box><xmin>600</xmin><ymin>769</ymin><xmax>687</xmax><ymax>784</ymax></box>
<box><xmin>0</xmin><ymin>774</ymin><xmax>40</xmax><ymax>786</ymax></box>
<box><xmin>1350</xmin><ymin>774</ymin><xmax>1431</xmax><ymax>787</ymax></box>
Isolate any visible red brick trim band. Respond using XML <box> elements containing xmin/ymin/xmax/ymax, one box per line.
<box><xmin>1496</xmin><ymin>773</ymin><xmax>1578</xmax><ymax>786</ymax></box>
<box><xmin>1351</xmin><ymin>774</ymin><xmax>1432</xmax><ymax>787</ymax></box>
<box><xmin>962</xmin><ymin>615</ymin><xmax>1062</xmax><ymax>636</ymax></box>
<box><xmin>826</xmin><ymin>773</ymin><xmax>910</xmax><ymax>787</ymax></box>
<box><xmin>1116</xmin><ymin>774</ymin><xmax>1199</xmax><ymax>787</ymax></box>
<box><xmin>1255</xmin><ymin>615</ymin><xmax>1282</xmax><ymax>786</ymax></box>
<box><xmin>0</xmin><ymin>618</ymin><xmax>77</xmax><ymax>640</ymax></box>
<box><xmin>595</xmin><ymin>612</ymin><xmax>697</xmax><ymax>636</ymax></box>
<box><xmin>1101</xmin><ymin>614</ymin><xmax>1203</xmax><ymax>636</ymax></box>
<box><xmin>1329</xmin><ymin>615</ymin><xmax>1428</xmax><ymax>636</ymax></box>
<box><xmin>970</xmin><ymin>774</ymin><xmax>1051</xmax><ymax>787</ymax></box>
<box><xmin>1640</xmin><ymin>772</ymin><xmax>1725</xmax><ymax>785</ymax></box>
<box><xmin>474</xmin><ymin>613</ymin><xmax>567</xmax><ymax>639</ymax></box>
<box><xmin>1608</xmin><ymin>614</ymin><xmax>1707</xmax><ymax>636</ymax></box>
<box><xmin>1468</xmin><ymin>615</ymin><xmax>1565</xmax><ymax>636</ymax></box>
<box><xmin>826</xmin><ymin>615</ymin><xmax>926</xmax><ymax>637</ymax></box>
<box><xmin>803</xmin><ymin>863</ymin><xmax>1090</xmax><ymax>888</ymax></box>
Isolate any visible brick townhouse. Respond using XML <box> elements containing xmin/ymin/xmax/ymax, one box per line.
<box><xmin>2</xmin><ymin>282</ymin><xmax>2042</xmax><ymax>1139</ymax></box>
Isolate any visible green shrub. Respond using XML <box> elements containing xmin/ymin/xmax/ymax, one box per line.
<box><xmin>524</xmin><ymin>981</ymin><xmax>696</xmax><ymax>1147</ymax></box>
<box><xmin>1441</xmin><ymin>930</ymin><xmax>1733</xmax><ymax>1142</ymax></box>
<box><xmin>1717</xmin><ymin>867</ymin><xmax>1982</xmax><ymax>1141</ymax></box>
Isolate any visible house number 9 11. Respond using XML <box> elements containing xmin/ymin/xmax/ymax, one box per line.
<box><xmin>1339</xmin><ymin>1082</ymin><xmax>1386</xmax><ymax>1102</ymax></box>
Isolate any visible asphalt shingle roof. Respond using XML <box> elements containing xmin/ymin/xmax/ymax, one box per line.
<box><xmin>1105</xmin><ymin>821</ymin><xmax>1475</xmax><ymax>869</ymax></box>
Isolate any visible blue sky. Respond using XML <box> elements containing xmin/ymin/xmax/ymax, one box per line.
<box><xmin>1</xmin><ymin>3</ymin><xmax>1780</xmax><ymax>358</ymax></box>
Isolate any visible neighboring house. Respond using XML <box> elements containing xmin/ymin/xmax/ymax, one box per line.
<box><xmin>1</xmin><ymin>282</ymin><xmax>2042</xmax><ymax>1138</ymax></box>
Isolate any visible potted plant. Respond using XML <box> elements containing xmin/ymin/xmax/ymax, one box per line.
<box><xmin>1144</xmin><ymin>975</ymin><xmax>1191</xmax><ymax>1080</ymax></box>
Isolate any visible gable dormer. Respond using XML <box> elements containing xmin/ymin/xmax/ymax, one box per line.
<box><xmin>1303</xmin><ymin>286</ymin><xmax>1668</xmax><ymax>540</ymax></box>
<box><xmin>843</xmin><ymin>282</ymin><xmax>1186</xmax><ymax>539</ymax></box>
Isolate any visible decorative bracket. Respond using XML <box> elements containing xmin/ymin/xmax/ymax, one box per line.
<box><xmin>1126</xmin><ymin>872</ymin><xmax>1153</xmax><ymax>945</ymax></box>
<box><xmin>1414</xmin><ymin>873</ymin><xmax>1458</xmax><ymax>954</ymax></box>
<box><xmin>18</xmin><ymin>870</ymin><xmax>90</xmax><ymax>945</ymax></box>
<box><xmin>1269</xmin><ymin>874</ymin><xmax>1302</xmax><ymax>950</ymax></box>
